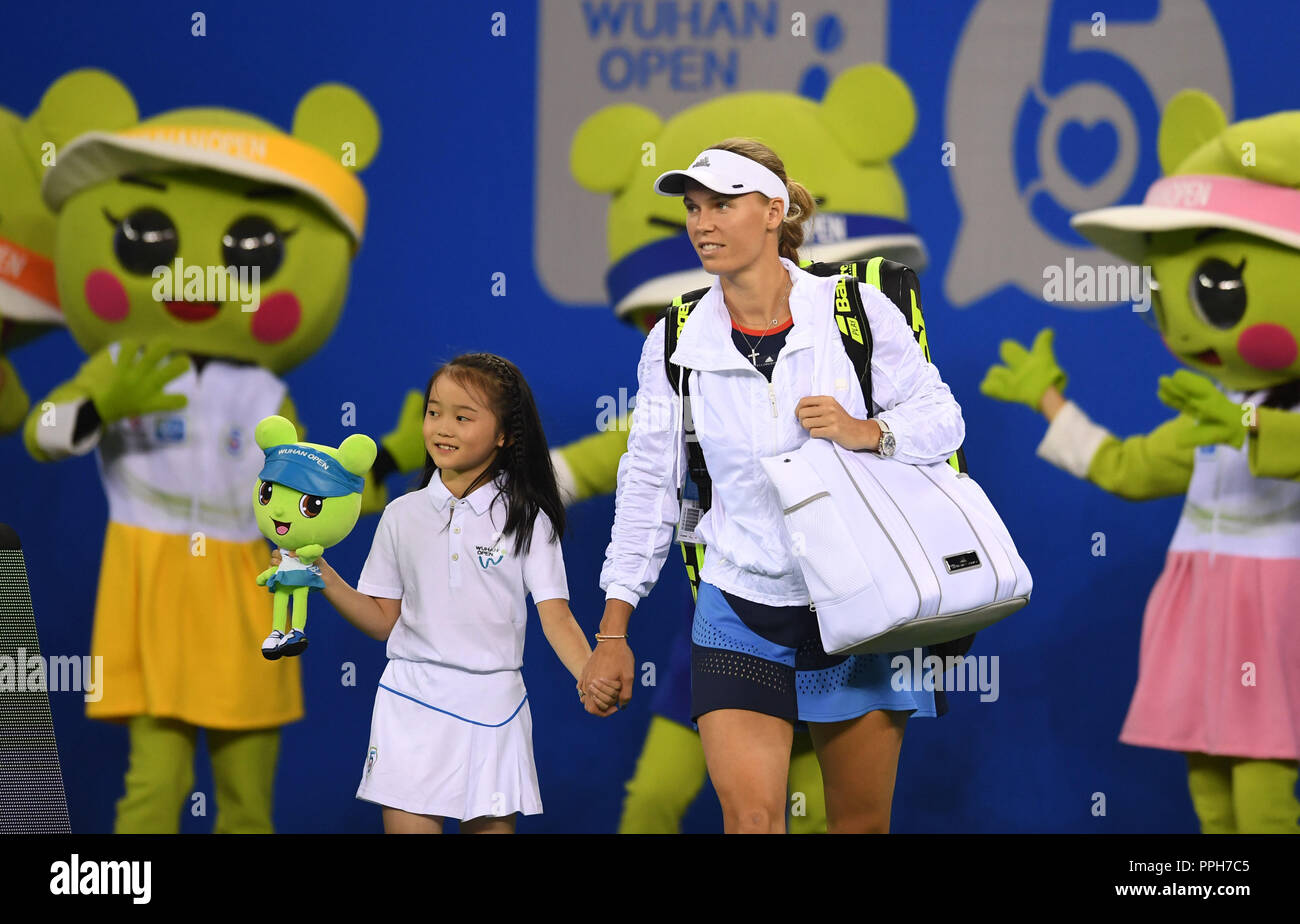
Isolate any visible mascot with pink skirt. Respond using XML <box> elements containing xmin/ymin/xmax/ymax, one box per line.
<box><xmin>982</xmin><ymin>90</ymin><xmax>1300</xmax><ymax>833</ymax></box>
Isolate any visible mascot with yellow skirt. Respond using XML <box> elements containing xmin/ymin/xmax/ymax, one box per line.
<box><xmin>24</xmin><ymin>85</ymin><xmax>421</xmax><ymax>832</ymax></box>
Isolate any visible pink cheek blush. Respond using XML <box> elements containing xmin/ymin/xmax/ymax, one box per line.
<box><xmin>1236</xmin><ymin>323</ymin><xmax>1298</xmax><ymax>370</ymax></box>
<box><xmin>84</xmin><ymin>270</ymin><xmax>129</xmax><ymax>322</ymax></box>
<box><xmin>250</xmin><ymin>292</ymin><xmax>302</xmax><ymax>344</ymax></box>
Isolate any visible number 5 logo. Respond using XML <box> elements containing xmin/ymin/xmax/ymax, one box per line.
<box><xmin>944</xmin><ymin>0</ymin><xmax>1231</xmax><ymax>308</ymax></box>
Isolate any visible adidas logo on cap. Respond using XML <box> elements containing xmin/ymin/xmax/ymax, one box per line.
<box><xmin>691</xmin><ymin>156</ymin><xmax>710</xmax><ymax>168</ymax></box>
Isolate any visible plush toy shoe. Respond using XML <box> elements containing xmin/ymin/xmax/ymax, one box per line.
<box><xmin>261</xmin><ymin>630</ymin><xmax>286</xmax><ymax>660</ymax></box>
<box><xmin>278</xmin><ymin>628</ymin><xmax>309</xmax><ymax>658</ymax></box>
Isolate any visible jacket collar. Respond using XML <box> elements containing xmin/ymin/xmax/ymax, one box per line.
<box><xmin>426</xmin><ymin>470</ymin><xmax>502</xmax><ymax>515</ymax></box>
<box><xmin>668</xmin><ymin>257</ymin><xmax>816</xmax><ymax>373</ymax></box>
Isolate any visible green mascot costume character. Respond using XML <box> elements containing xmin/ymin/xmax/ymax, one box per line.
<box><xmin>20</xmin><ymin>85</ymin><xmax>420</xmax><ymax>832</ymax></box>
<box><xmin>982</xmin><ymin>90</ymin><xmax>1300</xmax><ymax>833</ymax></box>
<box><xmin>253</xmin><ymin>416</ymin><xmax>376</xmax><ymax>659</ymax></box>
<box><xmin>552</xmin><ymin>65</ymin><xmax>926</xmax><ymax>833</ymax></box>
<box><xmin>0</xmin><ymin>69</ymin><xmax>137</xmax><ymax>434</ymax></box>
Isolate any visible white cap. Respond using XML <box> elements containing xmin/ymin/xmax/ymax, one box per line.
<box><xmin>653</xmin><ymin>149</ymin><xmax>789</xmax><ymax>219</ymax></box>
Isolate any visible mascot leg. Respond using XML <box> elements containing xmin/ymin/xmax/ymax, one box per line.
<box><xmin>114</xmin><ymin>716</ymin><xmax>198</xmax><ymax>833</ymax></box>
<box><xmin>787</xmin><ymin>730</ymin><xmax>828</xmax><ymax>834</ymax></box>
<box><xmin>617</xmin><ymin>715</ymin><xmax>708</xmax><ymax>833</ymax></box>
<box><xmin>289</xmin><ymin>586</ymin><xmax>310</xmax><ymax>631</ymax></box>
<box><xmin>1232</xmin><ymin>758</ymin><xmax>1300</xmax><ymax>833</ymax></box>
<box><xmin>208</xmin><ymin>726</ymin><xmax>280</xmax><ymax>834</ymax></box>
<box><xmin>272</xmin><ymin>589</ymin><xmax>290</xmax><ymax>633</ymax></box>
<box><xmin>1186</xmin><ymin>752</ymin><xmax>1237</xmax><ymax>833</ymax></box>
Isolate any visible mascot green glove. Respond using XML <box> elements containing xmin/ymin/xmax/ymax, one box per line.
<box><xmin>20</xmin><ymin>85</ymin><xmax>386</xmax><ymax>835</ymax></box>
<box><xmin>1156</xmin><ymin>368</ymin><xmax>1252</xmax><ymax>449</ymax></box>
<box><xmin>253</xmin><ymin>415</ymin><xmax>375</xmax><ymax>659</ymax></box>
<box><xmin>982</xmin><ymin>90</ymin><xmax>1300</xmax><ymax>833</ymax></box>
<box><xmin>360</xmin><ymin>387</ymin><xmax>428</xmax><ymax>513</ymax></box>
<box><xmin>979</xmin><ymin>328</ymin><xmax>1068</xmax><ymax>410</ymax></box>
<box><xmin>0</xmin><ymin>69</ymin><xmax>137</xmax><ymax>434</ymax></box>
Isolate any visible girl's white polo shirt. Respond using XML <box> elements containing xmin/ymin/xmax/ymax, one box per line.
<box><xmin>356</xmin><ymin>473</ymin><xmax>569</xmax><ymax>724</ymax></box>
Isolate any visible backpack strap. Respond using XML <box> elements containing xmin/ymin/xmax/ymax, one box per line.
<box><xmin>662</xmin><ymin>286</ymin><xmax>709</xmax><ymax>394</ymax></box>
<box><xmin>806</xmin><ymin>256</ymin><xmax>968</xmax><ymax>476</ymax></box>
<box><xmin>661</xmin><ymin>290</ymin><xmax>711</xmax><ymax>602</ymax></box>
<box><xmin>834</xmin><ymin>274</ymin><xmax>874</xmax><ymax>418</ymax></box>
<box><xmin>662</xmin><ymin>289</ymin><xmax>713</xmax><ymax>515</ymax></box>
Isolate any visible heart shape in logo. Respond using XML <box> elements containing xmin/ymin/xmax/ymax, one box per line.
<box><xmin>1058</xmin><ymin>119</ymin><xmax>1118</xmax><ymax>187</ymax></box>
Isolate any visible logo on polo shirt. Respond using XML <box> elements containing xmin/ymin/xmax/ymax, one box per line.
<box><xmin>475</xmin><ymin>543</ymin><xmax>505</xmax><ymax>569</ymax></box>
<box><xmin>366</xmin><ymin>746</ymin><xmax>378</xmax><ymax>776</ymax></box>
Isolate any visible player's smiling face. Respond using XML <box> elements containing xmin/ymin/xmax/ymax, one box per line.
<box><xmin>424</xmin><ymin>374</ymin><xmax>505</xmax><ymax>477</ymax></box>
<box><xmin>683</xmin><ymin>177</ymin><xmax>777</xmax><ymax>275</ymax></box>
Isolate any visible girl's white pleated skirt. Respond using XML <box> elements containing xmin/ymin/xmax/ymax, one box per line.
<box><xmin>356</xmin><ymin>659</ymin><xmax>543</xmax><ymax>821</ymax></box>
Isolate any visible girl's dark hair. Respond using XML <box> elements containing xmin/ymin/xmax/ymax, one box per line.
<box><xmin>416</xmin><ymin>353</ymin><xmax>565</xmax><ymax>556</ymax></box>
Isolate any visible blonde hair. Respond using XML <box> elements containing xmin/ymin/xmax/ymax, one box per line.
<box><xmin>707</xmin><ymin>138</ymin><xmax>815</xmax><ymax>263</ymax></box>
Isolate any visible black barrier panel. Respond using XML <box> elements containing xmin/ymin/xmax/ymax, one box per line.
<box><xmin>0</xmin><ymin>523</ymin><xmax>71</xmax><ymax>833</ymax></box>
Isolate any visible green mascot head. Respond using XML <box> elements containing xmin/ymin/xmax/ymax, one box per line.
<box><xmin>570</xmin><ymin>64</ymin><xmax>924</xmax><ymax>332</ymax></box>
<box><xmin>41</xmin><ymin>83</ymin><xmax>380</xmax><ymax>373</ymax></box>
<box><xmin>0</xmin><ymin>69</ymin><xmax>137</xmax><ymax>432</ymax></box>
<box><xmin>253</xmin><ymin>415</ymin><xmax>376</xmax><ymax>552</ymax></box>
<box><xmin>1073</xmin><ymin>90</ymin><xmax>1300</xmax><ymax>394</ymax></box>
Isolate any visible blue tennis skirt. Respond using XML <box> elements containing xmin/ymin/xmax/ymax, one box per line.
<box><xmin>690</xmin><ymin>581</ymin><xmax>937</xmax><ymax>725</ymax></box>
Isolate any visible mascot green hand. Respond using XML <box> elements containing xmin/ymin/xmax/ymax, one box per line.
<box><xmin>983</xmin><ymin>89</ymin><xmax>1300</xmax><ymax>834</ymax></box>
<box><xmin>0</xmin><ymin>356</ymin><xmax>30</xmax><ymax>434</ymax></box>
<box><xmin>979</xmin><ymin>328</ymin><xmax>1068</xmax><ymax>410</ymax></box>
<box><xmin>84</xmin><ymin>337</ymin><xmax>191</xmax><ymax>422</ymax></box>
<box><xmin>0</xmin><ymin>69</ymin><xmax>137</xmax><ymax>435</ymax></box>
<box><xmin>1156</xmin><ymin>369</ymin><xmax>1251</xmax><ymax>449</ymax></box>
<box><xmin>360</xmin><ymin>387</ymin><xmax>429</xmax><ymax>515</ymax></box>
<box><xmin>253</xmin><ymin>415</ymin><xmax>375</xmax><ymax>660</ymax></box>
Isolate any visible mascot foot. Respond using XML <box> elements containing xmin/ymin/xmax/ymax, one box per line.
<box><xmin>261</xmin><ymin>630</ymin><xmax>286</xmax><ymax>660</ymax></box>
<box><xmin>279</xmin><ymin>629</ymin><xmax>309</xmax><ymax>658</ymax></box>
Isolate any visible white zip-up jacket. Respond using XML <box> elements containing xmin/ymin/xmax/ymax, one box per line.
<box><xmin>600</xmin><ymin>257</ymin><xmax>966</xmax><ymax>608</ymax></box>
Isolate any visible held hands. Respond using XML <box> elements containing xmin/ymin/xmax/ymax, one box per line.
<box><xmin>796</xmin><ymin>396</ymin><xmax>878</xmax><ymax>451</ymax></box>
<box><xmin>579</xmin><ymin>639</ymin><xmax>634</xmax><ymax>717</ymax></box>
<box><xmin>980</xmin><ymin>328</ymin><xmax>1068</xmax><ymax>412</ymax></box>
<box><xmin>1158</xmin><ymin>369</ymin><xmax>1250</xmax><ymax>449</ymax></box>
<box><xmin>577</xmin><ymin>677</ymin><xmax>622</xmax><ymax>714</ymax></box>
<box><xmin>89</xmin><ymin>339</ymin><xmax>190</xmax><ymax>424</ymax></box>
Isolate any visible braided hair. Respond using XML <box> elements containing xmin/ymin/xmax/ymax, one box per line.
<box><xmin>415</xmin><ymin>353</ymin><xmax>565</xmax><ymax>556</ymax></box>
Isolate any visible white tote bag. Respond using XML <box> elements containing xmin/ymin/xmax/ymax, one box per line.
<box><xmin>760</xmin><ymin>438</ymin><xmax>1031</xmax><ymax>655</ymax></box>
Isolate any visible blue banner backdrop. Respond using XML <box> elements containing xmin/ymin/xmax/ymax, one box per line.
<box><xmin>0</xmin><ymin>0</ymin><xmax>1296</xmax><ymax>832</ymax></box>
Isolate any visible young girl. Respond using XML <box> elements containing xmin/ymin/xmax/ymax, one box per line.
<box><xmin>312</xmin><ymin>352</ymin><xmax>619</xmax><ymax>833</ymax></box>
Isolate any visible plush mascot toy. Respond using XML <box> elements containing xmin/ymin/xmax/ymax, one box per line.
<box><xmin>553</xmin><ymin>64</ymin><xmax>924</xmax><ymax>834</ymax></box>
<box><xmin>982</xmin><ymin>90</ymin><xmax>1300</xmax><ymax>833</ymax></box>
<box><xmin>0</xmin><ymin>69</ymin><xmax>136</xmax><ymax>434</ymax></box>
<box><xmin>253</xmin><ymin>415</ymin><xmax>375</xmax><ymax>659</ymax></box>
<box><xmin>19</xmin><ymin>85</ymin><xmax>422</xmax><ymax>833</ymax></box>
